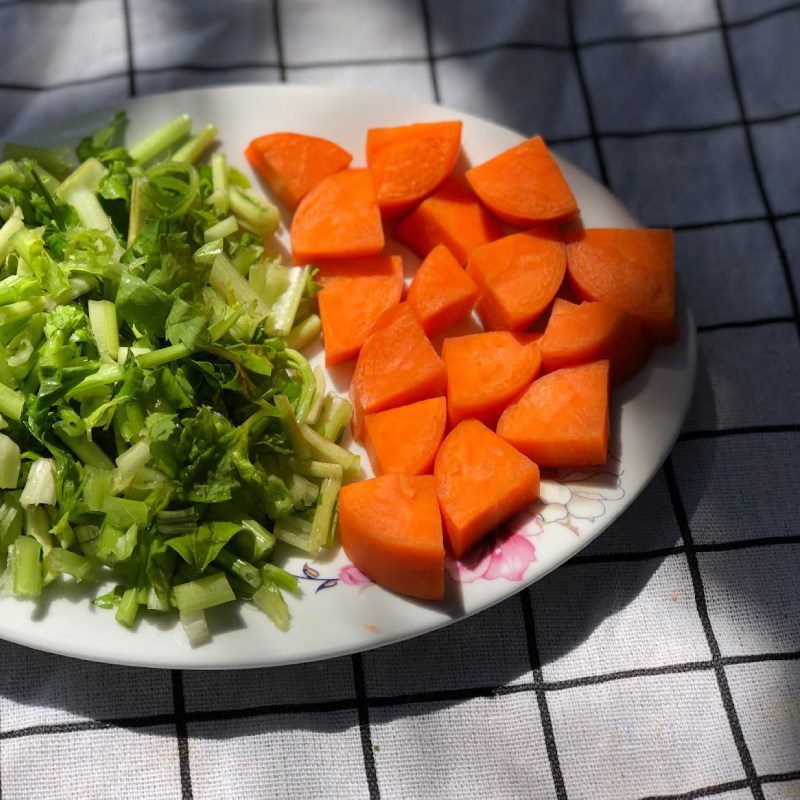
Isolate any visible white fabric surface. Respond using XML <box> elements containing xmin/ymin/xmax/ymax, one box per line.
<box><xmin>0</xmin><ymin>1</ymin><xmax>798</xmax><ymax>798</ymax></box>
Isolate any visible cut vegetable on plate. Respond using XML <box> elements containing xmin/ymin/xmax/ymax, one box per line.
<box><xmin>367</xmin><ymin>120</ymin><xmax>462</xmax><ymax>218</ymax></box>
<box><xmin>316</xmin><ymin>255</ymin><xmax>403</xmax><ymax>366</ymax></box>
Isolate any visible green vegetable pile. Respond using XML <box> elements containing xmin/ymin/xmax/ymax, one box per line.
<box><xmin>0</xmin><ymin>112</ymin><xmax>358</xmax><ymax>644</ymax></box>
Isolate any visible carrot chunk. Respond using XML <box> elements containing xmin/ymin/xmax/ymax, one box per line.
<box><xmin>541</xmin><ymin>300</ymin><xmax>651</xmax><ymax>386</ymax></box>
<box><xmin>566</xmin><ymin>228</ymin><xmax>677</xmax><ymax>343</ymax></box>
<box><xmin>291</xmin><ymin>169</ymin><xmax>384</xmax><ymax>263</ymax></box>
<box><xmin>406</xmin><ymin>244</ymin><xmax>479</xmax><ymax>335</ymax></box>
<box><xmin>364</xmin><ymin>397</ymin><xmax>447</xmax><ymax>476</ymax></box>
<box><xmin>466</xmin><ymin>135</ymin><xmax>578</xmax><ymax>226</ymax></box>
<box><xmin>317</xmin><ymin>256</ymin><xmax>404</xmax><ymax>366</ymax></box>
<box><xmin>442</xmin><ymin>331</ymin><xmax>542</xmax><ymax>428</ymax></box>
<box><xmin>367</xmin><ymin>121</ymin><xmax>462</xmax><ymax>218</ymax></box>
<box><xmin>339</xmin><ymin>474</ymin><xmax>444</xmax><ymax>600</ymax></box>
<box><xmin>497</xmin><ymin>361</ymin><xmax>610</xmax><ymax>467</ymax></box>
<box><xmin>351</xmin><ymin>304</ymin><xmax>446</xmax><ymax>440</ymax></box>
<box><xmin>467</xmin><ymin>228</ymin><xmax>566</xmax><ymax>330</ymax></box>
<box><xmin>435</xmin><ymin>420</ymin><xmax>540</xmax><ymax>558</ymax></box>
<box><xmin>245</xmin><ymin>133</ymin><xmax>352</xmax><ymax>209</ymax></box>
<box><xmin>394</xmin><ymin>176</ymin><xmax>501</xmax><ymax>264</ymax></box>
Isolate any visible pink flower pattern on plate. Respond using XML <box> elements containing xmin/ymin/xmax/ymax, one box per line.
<box><xmin>338</xmin><ymin>564</ymin><xmax>373</xmax><ymax>586</ymax></box>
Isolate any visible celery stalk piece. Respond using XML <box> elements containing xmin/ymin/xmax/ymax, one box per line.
<box><xmin>128</xmin><ymin>113</ymin><xmax>192</xmax><ymax>163</ymax></box>
<box><xmin>0</xmin><ymin>492</ymin><xmax>23</xmax><ymax>549</ymax></box>
<box><xmin>234</xmin><ymin>518</ymin><xmax>276</xmax><ymax>562</ymax></box>
<box><xmin>285</xmin><ymin>458</ymin><xmax>344</xmax><ymax>480</ymax></box>
<box><xmin>28</xmin><ymin>162</ymin><xmax>60</xmax><ymax>194</ymax></box>
<box><xmin>88</xmin><ymin>299</ymin><xmax>119</xmax><ymax>361</ymax></box>
<box><xmin>173</xmin><ymin>572</ymin><xmax>235</xmax><ymax>614</ymax></box>
<box><xmin>305</xmin><ymin>367</ymin><xmax>326</xmax><ymax>426</ymax></box>
<box><xmin>266</xmin><ymin>265</ymin><xmax>309</xmax><ymax>338</ymax></box>
<box><xmin>173</xmin><ymin>124</ymin><xmax>217</xmax><ymax>164</ymax></box>
<box><xmin>284</xmin><ymin>348</ymin><xmax>315</xmax><ymax>423</ymax></box>
<box><xmin>20</xmin><ymin>458</ymin><xmax>56</xmax><ymax>507</ymax></box>
<box><xmin>261</xmin><ymin>563</ymin><xmax>298</xmax><ymax>592</ymax></box>
<box><xmin>0</xmin><ymin>207</ymin><xmax>25</xmax><ymax>264</ymax></box>
<box><xmin>0</xmin><ymin>296</ymin><xmax>48</xmax><ymax>328</ymax></box>
<box><xmin>180</xmin><ymin>608</ymin><xmax>211</xmax><ymax>647</ymax></box>
<box><xmin>111</xmin><ymin>440</ymin><xmax>150</xmax><ymax>494</ymax></box>
<box><xmin>313</xmin><ymin>396</ymin><xmax>354</xmax><ymax>443</ymax></box>
<box><xmin>0</xmin><ymin>433</ymin><xmax>21</xmax><ymax>489</ymax></box>
<box><xmin>55</xmin><ymin>430</ymin><xmax>114</xmax><ymax>470</ymax></box>
<box><xmin>11</xmin><ymin>536</ymin><xmax>42</xmax><ymax>596</ymax></box>
<box><xmin>208</xmin><ymin>152</ymin><xmax>230</xmax><ymax>216</ymax></box>
<box><xmin>115</xmin><ymin>587</ymin><xmax>139</xmax><ymax>627</ymax></box>
<box><xmin>44</xmin><ymin>547</ymin><xmax>94</xmax><ymax>581</ymax></box>
<box><xmin>82</xmin><ymin>467</ymin><xmax>113</xmax><ymax>510</ymax></box>
<box><xmin>75</xmin><ymin>524</ymin><xmax>100</xmax><ymax>558</ymax></box>
<box><xmin>0</xmin><ymin>382</ymin><xmax>24</xmax><ymax>422</ymax></box>
<box><xmin>66</xmin><ymin>362</ymin><xmax>124</xmax><ymax>400</ymax></box>
<box><xmin>102</xmin><ymin>496</ymin><xmax>149</xmax><ymax>528</ymax></box>
<box><xmin>53</xmin><ymin>276</ymin><xmax>97</xmax><ymax>305</ymax></box>
<box><xmin>252</xmin><ymin>582</ymin><xmax>290</xmax><ymax>631</ymax></box>
<box><xmin>56</xmin><ymin>159</ymin><xmax>123</xmax><ymax>259</ymax></box>
<box><xmin>286</xmin><ymin>472</ymin><xmax>319</xmax><ymax>508</ymax></box>
<box><xmin>3</xmin><ymin>143</ymin><xmax>74</xmax><ymax>179</ymax></box>
<box><xmin>136</xmin><ymin>343</ymin><xmax>190</xmax><ymax>369</ymax></box>
<box><xmin>229</xmin><ymin>186</ymin><xmax>279</xmax><ymax>238</ymax></box>
<box><xmin>309</xmin><ymin>474</ymin><xmax>341</xmax><ymax>552</ymax></box>
<box><xmin>273</xmin><ymin>514</ymin><xmax>316</xmax><ymax>552</ymax></box>
<box><xmin>299</xmin><ymin>423</ymin><xmax>360</xmax><ymax>477</ymax></box>
<box><xmin>127</xmin><ymin>174</ymin><xmax>144</xmax><ymax>248</ymax></box>
<box><xmin>209</xmin><ymin>253</ymin><xmax>269</xmax><ymax>320</ymax></box>
<box><xmin>214</xmin><ymin>548</ymin><xmax>262</xmax><ymax>590</ymax></box>
<box><xmin>0</xmin><ymin>159</ymin><xmax>27</xmax><ymax>187</ymax></box>
<box><xmin>204</xmin><ymin>215</ymin><xmax>238</xmax><ymax>243</ymax></box>
<box><xmin>284</xmin><ymin>313</ymin><xmax>321</xmax><ymax>351</ymax></box>
<box><xmin>275</xmin><ymin>395</ymin><xmax>311</xmax><ymax>460</ymax></box>
<box><xmin>24</xmin><ymin>505</ymin><xmax>52</xmax><ymax>551</ymax></box>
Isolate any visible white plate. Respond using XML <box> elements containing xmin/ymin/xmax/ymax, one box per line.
<box><xmin>0</xmin><ymin>84</ymin><xmax>695</xmax><ymax>669</ymax></box>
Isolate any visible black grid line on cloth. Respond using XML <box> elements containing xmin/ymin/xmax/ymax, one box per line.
<box><xmin>713</xmin><ymin>0</ymin><xmax>800</xmax><ymax>346</ymax></box>
<box><xmin>419</xmin><ymin>0</ymin><xmax>440</xmax><ymax>103</ymax></box>
<box><xmin>519</xmin><ymin>592</ymin><xmax>567</xmax><ymax>799</ymax></box>
<box><xmin>697</xmin><ymin>316</ymin><xmax>799</xmax><ymax>333</ymax></box>
<box><xmin>171</xmin><ymin>670</ymin><xmax>194</xmax><ymax>800</ymax></box>
<box><xmin>352</xmin><ymin>653</ymin><xmax>380</xmax><ymax>800</ymax></box>
<box><xmin>565</xmin><ymin>0</ymin><xmax>607</xmax><ymax>185</ymax></box>
<box><xmin>679</xmin><ymin>423</ymin><xmax>800</xmax><ymax>441</ymax></box>
<box><xmin>272</xmin><ymin>0</ymin><xmax>286</xmax><ymax>83</ymax></box>
<box><xmin>664</xmin><ymin>456</ymin><xmax>763</xmax><ymax>800</ymax></box>
<box><xmin>120</xmin><ymin>0</ymin><xmax>135</xmax><ymax>97</ymax></box>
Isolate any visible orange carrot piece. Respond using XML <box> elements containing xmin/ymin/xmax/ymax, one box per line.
<box><xmin>442</xmin><ymin>331</ymin><xmax>542</xmax><ymax>428</ymax></box>
<box><xmin>566</xmin><ymin>228</ymin><xmax>677</xmax><ymax>343</ymax></box>
<box><xmin>435</xmin><ymin>420</ymin><xmax>540</xmax><ymax>558</ymax></box>
<box><xmin>291</xmin><ymin>169</ymin><xmax>384</xmax><ymax>263</ymax></box>
<box><xmin>406</xmin><ymin>244</ymin><xmax>479</xmax><ymax>335</ymax></box>
<box><xmin>541</xmin><ymin>300</ymin><xmax>651</xmax><ymax>386</ymax></box>
<box><xmin>364</xmin><ymin>397</ymin><xmax>447</xmax><ymax>476</ymax></box>
<box><xmin>245</xmin><ymin>133</ymin><xmax>352</xmax><ymax>210</ymax></box>
<box><xmin>497</xmin><ymin>361</ymin><xmax>610</xmax><ymax>467</ymax></box>
<box><xmin>466</xmin><ymin>135</ymin><xmax>578</xmax><ymax>226</ymax></box>
<box><xmin>339</xmin><ymin>474</ymin><xmax>444</xmax><ymax>600</ymax></box>
<box><xmin>367</xmin><ymin>121</ymin><xmax>462</xmax><ymax>218</ymax></box>
<box><xmin>394</xmin><ymin>176</ymin><xmax>501</xmax><ymax>264</ymax></box>
<box><xmin>351</xmin><ymin>304</ymin><xmax>447</xmax><ymax>440</ymax></box>
<box><xmin>467</xmin><ymin>227</ymin><xmax>566</xmax><ymax>330</ymax></box>
<box><xmin>316</xmin><ymin>256</ymin><xmax>404</xmax><ymax>366</ymax></box>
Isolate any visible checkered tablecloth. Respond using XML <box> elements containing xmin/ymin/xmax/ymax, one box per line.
<box><xmin>1</xmin><ymin>1</ymin><xmax>798</xmax><ymax>798</ymax></box>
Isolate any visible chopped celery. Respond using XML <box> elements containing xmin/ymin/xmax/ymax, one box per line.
<box><xmin>180</xmin><ymin>608</ymin><xmax>211</xmax><ymax>647</ymax></box>
<box><xmin>11</xmin><ymin>535</ymin><xmax>42</xmax><ymax>596</ymax></box>
<box><xmin>3</xmin><ymin>142</ymin><xmax>74</xmax><ymax>180</ymax></box>
<box><xmin>44</xmin><ymin>547</ymin><xmax>94</xmax><ymax>581</ymax></box>
<box><xmin>261</xmin><ymin>562</ymin><xmax>298</xmax><ymax>592</ymax></box>
<box><xmin>305</xmin><ymin>367</ymin><xmax>326</xmax><ymax>426</ymax></box>
<box><xmin>20</xmin><ymin>458</ymin><xmax>56</xmax><ymax>506</ymax></box>
<box><xmin>309</xmin><ymin>474</ymin><xmax>341</xmax><ymax>552</ymax></box>
<box><xmin>232</xmin><ymin>518</ymin><xmax>275</xmax><ymax>562</ymax></box>
<box><xmin>88</xmin><ymin>299</ymin><xmax>119</xmax><ymax>361</ymax></box>
<box><xmin>275</xmin><ymin>395</ymin><xmax>311</xmax><ymax>460</ymax></box>
<box><xmin>0</xmin><ymin>432</ymin><xmax>21</xmax><ymax>488</ymax></box>
<box><xmin>266</xmin><ymin>266</ymin><xmax>310</xmax><ymax>338</ymax></box>
<box><xmin>115</xmin><ymin>587</ymin><xmax>139</xmax><ymax>627</ymax></box>
<box><xmin>229</xmin><ymin>186</ymin><xmax>279</xmax><ymax>238</ymax></box>
<box><xmin>0</xmin><ymin>492</ymin><xmax>23</xmax><ymax>548</ymax></box>
<box><xmin>274</xmin><ymin>514</ymin><xmax>316</xmax><ymax>552</ymax></box>
<box><xmin>204</xmin><ymin>215</ymin><xmax>238</xmax><ymax>243</ymax></box>
<box><xmin>208</xmin><ymin>152</ymin><xmax>230</xmax><ymax>216</ymax></box>
<box><xmin>173</xmin><ymin>124</ymin><xmax>217</xmax><ymax>164</ymax></box>
<box><xmin>284</xmin><ymin>313</ymin><xmax>321</xmax><ymax>351</ymax></box>
<box><xmin>252</xmin><ymin>582</ymin><xmax>290</xmax><ymax>632</ymax></box>
<box><xmin>128</xmin><ymin>113</ymin><xmax>192</xmax><ymax>163</ymax></box>
<box><xmin>111</xmin><ymin>439</ymin><xmax>150</xmax><ymax>494</ymax></box>
<box><xmin>75</xmin><ymin>524</ymin><xmax>100</xmax><ymax>558</ymax></box>
<box><xmin>136</xmin><ymin>343</ymin><xmax>190</xmax><ymax>369</ymax></box>
<box><xmin>209</xmin><ymin>253</ymin><xmax>269</xmax><ymax>320</ymax></box>
<box><xmin>299</xmin><ymin>424</ymin><xmax>360</xmax><ymax>477</ymax></box>
<box><xmin>55</xmin><ymin>431</ymin><xmax>115</xmax><ymax>470</ymax></box>
<box><xmin>214</xmin><ymin>548</ymin><xmax>262</xmax><ymax>590</ymax></box>
<box><xmin>127</xmin><ymin>174</ymin><xmax>144</xmax><ymax>248</ymax></box>
<box><xmin>287</xmin><ymin>472</ymin><xmax>319</xmax><ymax>508</ymax></box>
<box><xmin>313</xmin><ymin>396</ymin><xmax>354</xmax><ymax>443</ymax></box>
<box><xmin>0</xmin><ymin>207</ymin><xmax>25</xmax><ymax>264</ymax></box>
<box><xmin>96</xmin><ymin>522</ymin><xmax>137</xmax><ymax>565</ymax></box>
<box><xmin>23</xmin><ymin>505</ymin><xmax>52</xmax><ymax>551</ymax></box>
<box><xmin>173</xmin><ymin>572</ymin><xmax>235</xmax><ymax>614</ymax></box>
<box><xmin>285</xmin><ymin>458</ymin><xmax>344</xmax><ymax>480</ymax></box>
<box><xmin>102</xmin><ymin>495</ymin><xmax>149</xmax><ymax>528</ymax></box>
<box><xmin>0</xmin><ymin>382</ymin><xmax>24</xmax><ymax>422</ymax></box>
